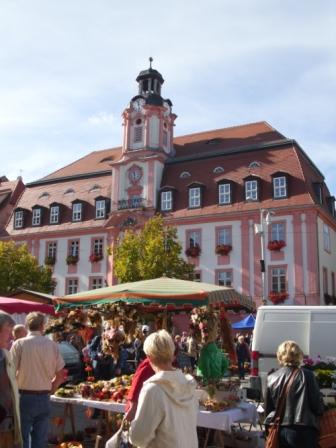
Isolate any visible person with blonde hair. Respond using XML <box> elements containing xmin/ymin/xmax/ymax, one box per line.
<box><xmin>12</xmin><ymin>325</ymin><xmax>27</xmax><ymax>341</ymax></box>
<box><xmin>264</xmin><ymin>340</ymin><xmax>324</xmax><ymax>448</ymax></box>
<box><xmin>129</xmin><ymin>329</ymin><xmax>198</xmax><ymax>447</ymax></box>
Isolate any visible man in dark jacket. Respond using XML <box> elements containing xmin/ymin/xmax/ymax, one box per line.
<box><xmin>236</xmin><ymin>335</ymin><xmax>250</xmax><ymax>379</ymax></box>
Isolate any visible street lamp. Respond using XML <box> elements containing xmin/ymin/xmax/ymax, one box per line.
<box><xmin>254</xmin><ymin>209</ymin><xmax>275</xmax><ymax>305</ymax></box>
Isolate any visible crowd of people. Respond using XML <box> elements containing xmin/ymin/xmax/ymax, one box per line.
<box><xmin>0</xmin><ymin>309</ymin><xmax>327</xmax><ymax>448</ymax></box>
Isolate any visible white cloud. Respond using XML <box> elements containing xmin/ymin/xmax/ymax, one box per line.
<box><xmin>87</xmin><ymin>112</ymin><xmax>116</xmax><ymax>126</ymax></box>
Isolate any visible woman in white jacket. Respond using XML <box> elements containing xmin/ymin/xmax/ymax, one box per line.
<box><xmin>129</xmin><ymin>329</ymin><xmax>198</xmax><ymax>448</ymax></box>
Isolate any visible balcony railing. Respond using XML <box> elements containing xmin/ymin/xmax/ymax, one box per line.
<box><xmin>117</xmin><ymin>197</ymin><xmax>145</xmax><ymax>210</ymax></box>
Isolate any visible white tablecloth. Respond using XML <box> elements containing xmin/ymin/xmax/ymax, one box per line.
<box><xmin>51</xmin><ymin>395</ymin><xmax>257</xmax><ymax>432</ymax></box>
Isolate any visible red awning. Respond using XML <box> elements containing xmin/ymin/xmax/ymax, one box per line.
<box><xmin>0</xmin><ymin>296</ymin><xmax>55</xmax><ymax>315</ymax></box>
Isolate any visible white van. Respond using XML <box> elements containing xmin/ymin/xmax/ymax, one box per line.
<box><xmin>250</xmin><ymin>305</ymin><xmax>336</xmax><ymax>396</ymax></box>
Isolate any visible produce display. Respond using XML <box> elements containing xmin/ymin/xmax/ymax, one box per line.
<box><xmin>57</xmin><ymin>443</ymin><xmax>83</xmax><ymax>448</ymax></box>
<box><xmin>55</xmin><ymin>375</ymin><xmax>133</xmax><ymax>403</ymax></box>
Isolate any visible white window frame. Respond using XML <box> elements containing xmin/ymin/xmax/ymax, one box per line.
<box><xmin>50</xmin><ymin>206</ymin><xmax>59</xmax><ymax>224</ymax></box>
<box><xmin>47</xmin><ymin>242</ymin><xmax>57</xmax><ymax>258</ymax></box>
<box><xmin>91</xmin><ymin>277</ymin><xmax>103</xmax><ymax>289</ymax></box>
<box><xmin>271</xmin><ymin>267</ymin><xmax>286</xmax><ymax>292</ymax></box>
<box><xmin>67</xmin><ymin>278</ymin><xmax>78</xmax><ymax>295</ymax></box>
<box><xmin>273</xmin><ymin>176</ymin><xmax>287</xmax><ymax>198</ymax></box>
<box><xmin>161</xmin><ymin>191</ymin><xmax>172</xmax><ymax>211</ymax></box>
<box><xmin>245</xmin><ymin>180</ymin><xmax>258</xmax><ymax>201</ymax></box>
<box><xmin>323</xmin><ymin>223</ymin><xmax>331</xmax><ymax>252</ymax></box>
<box><xmin>218</xmin><ymin>228</ymin><xmax>231</xmax><ymax>245</ymax></box>
<box><xmin>32</xmin><ymin>208</ymin><xmax>41</xmax><ymax>226</ymax></box>
<box><xmin>218</xmin><ymin>183</ymin><xmax>231</xmax><ymax>205</ymax></box>
<box><xmin>271</xmin><ymin>223</ymin><xmax>285</xmax><ymax>241</ymax></box>
<box><xmin>95</xmin><ymin>199</ymin><xmax>106</xmax><ymax>219</ymax></box>
<box><xmin>69</xmin><ymin>240</ymin><xmax>79</xmax><ymax>257</ymax></box>
<box><xmin>93</xmin><ymin>238</ymin><xmax>103</xmax><ymax>256</ymax></box>
<box><xmin>188</xmin><ymin>231</ymin><xmax>201</xmax><ymax>248</ymax></box>
<box><xmin>14</xmin><ymin>210</ymin><xmax>24</xmax><ymax>229</ymax></box>
<box><xmin>218</xmin><ymin>271</ymin><xmax>232</xmax><ymax>287</ymax></box>
<box><xmin>189</xmin><ymin>187</ymin><xmax>201</xmax><ymax>208</ymax></box>
<box><xmin>72</xmin><ymin>203</ymin><xmax>82</xmax><ymax>222</ymax></box>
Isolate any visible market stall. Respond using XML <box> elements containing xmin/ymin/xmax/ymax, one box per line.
<box><xmin>0</xmin><ymin>296</ymin><xmax>55</xmax><ymax>323</ymax></box>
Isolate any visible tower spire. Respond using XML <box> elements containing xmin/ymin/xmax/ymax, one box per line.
<box><xmin>149</xmin><ymin>56</ymin><xmax>153</xmax><ymax>69</ymax></box>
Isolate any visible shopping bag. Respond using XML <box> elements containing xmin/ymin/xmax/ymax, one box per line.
<box><xmin>105</xmin><ymin>418</ymin><xmax>132</xmax><ymax>448</ymax></box>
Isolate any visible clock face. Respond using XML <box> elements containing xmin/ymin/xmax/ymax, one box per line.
<box><xmin>128</xmin><ymin>167</ymin><xmax>142</xmax><ymax>183</ymax></box>
<box><xmin>163</xmin><ymin>101</ymin><xmax>171</xmax><ymax>116</ymax></box>
<box><xmin>133</xmin><ymin>98</ymin><xmax>145</xmax><ymax>112</ymax></box>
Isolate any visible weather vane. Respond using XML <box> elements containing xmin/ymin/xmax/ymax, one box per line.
<box><xmin>149</xmin><ymin>56</ymin><xmax>153</xmax><ymax>69</ymax></box>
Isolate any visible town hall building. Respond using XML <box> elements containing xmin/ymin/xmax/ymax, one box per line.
<box><xmin>2</xmin><ymin>62</ymin><xmax>336</xmax><ymax>306</ymax></box>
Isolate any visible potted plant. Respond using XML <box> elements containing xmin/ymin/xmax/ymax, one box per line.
<box><xmin>89</xmin><ymin>253</ymin><xmax>103</xmax><ymax>263</ymax></box>
<box><xmin>269</xmin><ymin>290</ymin><xmax>289</xmax><ymax>304</ymax></box>
<box><xmin>66</xmin><ymin>254</ymin><xmax>79</xmax><ymax>265</ymax></box>
<box><xmin>215</xmin><ymin>244</ymin><xmax>232</xmax><ymax>256</ymax></box>
<box><xmin>267</xmin><ymin>240</ymin><xmax>286</xmax><ymax>251</ymax></box>
<box><xmin>185</xmin><ymin>244</ymin><xmax>201</xmax><ymax>257</ymax></box>
<box><xmin>44</xmin><ymin>255</ymin><xmax>56</xmax><ymax>266</ymax></box>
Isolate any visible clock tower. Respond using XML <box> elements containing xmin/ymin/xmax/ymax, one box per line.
<box><xmin>110</xmin><ymin>60</ymin><xmax>176</xmax><ymax>213</ymax></box>
<box><xmin>122</xmin><ymin>58</ymin><xmax>176</xmax><ymax>155</ymax></box>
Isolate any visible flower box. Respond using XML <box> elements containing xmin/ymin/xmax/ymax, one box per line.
<box><xmin>185</xmin><ymin>245</ymin><xmax>201</xmax><ymax>257</ymax></box>
<box><xmin>268</xmin><ymin>239</ymin><xmax>286</xmax><ymax>251</ymax></box>
<box><xmin>215</xmin><ymin>244</ymin><xmax>232</xmax><ymax>256</ymax></box>
<box><xmin>66</xmin><ymin>255</ymin><xmax>79</xmax><ymax>265</ymax></box>
<box><xmin>269</xmin><ymin>291</ymin><xmax>288</xmax><ymax>304</ymax></box>
<box><xmin>44</xmin><ymin>255</ymin><xmax>56</xmax><ymax>266</ymax></box>
<box><xmin>89</xmin><ymin>253</ymin><xmax>103</xmax><ymax>263</ymax></box>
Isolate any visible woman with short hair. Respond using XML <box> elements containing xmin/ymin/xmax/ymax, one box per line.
<box><xmin>265</xmin><ymin>340</ymin><xmax>325</xmax><ymax>448</ymax></box>
<box><xmin>129</xmin><ymin>329</ymin><xmax>198</xmax><ymax>448</ymax></box>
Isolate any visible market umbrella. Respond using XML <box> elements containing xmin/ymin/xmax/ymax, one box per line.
<box><xmin>231</xmin><ymin>314</ymin><xmax>256</xmax><ymax>329</ymax></box>
<box><xmin>55</xmin><ymin>276</ymin><xmax>255</xmax><ymax>312</ymax></box>
<box><xmin>0</xmin><ymin>296</ymin><xmax>55</xmax><ymax>315</ymax></box>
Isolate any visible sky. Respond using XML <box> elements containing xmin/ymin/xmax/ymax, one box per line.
<box><xmin>1</xmin><ymin>0</ymin><xmax>335</xmax><ymax>192</ymax></box>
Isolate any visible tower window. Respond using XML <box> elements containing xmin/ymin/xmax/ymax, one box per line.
<box><xmin>163</xmin><ymin>130</ymin><xmax>168</xmax><ymax>146</ymax></box>
<box><xmin>134</xmin><ymin>126</ymin><xmax>143</xmax><ymax>143</ymax></box>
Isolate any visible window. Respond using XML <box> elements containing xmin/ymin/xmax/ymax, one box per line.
<box><xmin>271</xmin><ymin>267</ymin><xmax>286</xmax><ymax>292</ymax></box>
<box><xmin>69</xmin><ymin>240</ymin><xmax>79</xmax><ymax>257</ymax></box>
<box><xmin>323</xmin><ymin>267</ymin><xmax>328</xmax><ymax>294</ymax></box>
<box><xmin>179</xmin><ymin>171</ymin><xmax>191</xmax><ymax>178</ymax></box>
<box><xmin>213</xmin><ymin>166</ymin><xmax>224</xmax><ymax>174</ymax></box>
<box><xmin>72</xmin><ymin>203</ymin><xmax>82</xmax><ymax>222</ymax></box>
<box><xmin>313</xmin><ymin>183</ymin><xmax>323</xmax><ymax>204</ymax></box>
<box><xmin>91</xmin><ymin>277</ymin><xmax>104</xmax><ymax>289</ymax></box>
<box><xmin>217</xmin><ymin>228</ymin><xmax>232</xmax><ymax>245</ymax></box>
<box><xmin>95</xmin><ymin>199</ymin><xmax>106</xmax><ymax>219</ymax></box>
<box><xmin>47</xmin><ymin>242</ymin><xmax>57</xmax><ymax>258</ymax></box>
<box><xmin>93</xmin><ymin>238</ymin><xmax>103</xmax><ymax>256</ymax></box>
<box><xmin>50</xmin><ymin>206</ymin><xmax>60</xmax><ymax>224</ymax></box>
<box><xmin>14</xmin><ymin>210</ymin><xmax>24</xmax><ymax>229</ymax></box>
<box><xmin>163</xmin><ymin>130</ymin><xmax>168</xmax><ymax>146</ymax></box>
<box><xmin>188</xmin><ymin>230</ymin><xmax>201</xmax><ymax>248</ymax></box>
<box><xmin>32</xmin><ymin>208</ymin><xmax>41</xmax><ymax>226</ymax></box>
<box><xmin>323</xmin><ymin>223</ymin><xmax>331</xmax><ymax>252</ymax></box>
<box><xmin>218</xmin><ymin>183</ymin><xmax>231</xmax><ymax>205</ymax></box>
<box><xmin>273</xmin><ymin>176</ymin><xmax>287</xmax><ymax>198</ymax></box>
<box><xmin>332</xmin><ymin>272</ymin><xmax>335</xmax><ymax>297</ymax></box>
<box><xmin>245</xmin><ymin>180</ymin><xmax>258</xmax><ymax>201</ymax></box>
<box><xmin>271</xmin><ymin>222</ymin><xmax>285</xmax><ymax>241</ymax></box>
<box><xmin>161</xmin><ymin>191</ymin><xmax>172</xmax><ymax>211</ymax></box>
<box><xmin>134</xmin><ymin>126</ymin><xmax>143</xmax><ymax>143</ymax></box>
<box><xmin>218</xmin><ymin>271</ymin><xmax>232</xmax><ymax>287</ymax></box>
<box><xmin>248</xmin><ymin>161</ymin><xmax>261</xmax><ymax>169</ymax></box>
<box><xmin>189</xmin><ymin>187</ymin><xmax>201</xmax><ymax>208</ymax></box>
<box><xmin>66</xmin><ymin>278</ymin><xmax>78</xmax><ymax>295</ymax></box>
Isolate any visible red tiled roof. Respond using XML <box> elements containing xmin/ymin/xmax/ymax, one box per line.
<box><xmin>8</xmin><ymin>175</ymin><xmax>111</xmax><ymax>236</ymax></box>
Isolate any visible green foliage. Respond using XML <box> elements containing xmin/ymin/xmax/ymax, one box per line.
<box><xmin>314</xmin><ymin>369</ymin><xmax>334</xmax><ymax>388</ymax></box>
<box><xmin>113</xmin><ymin>215</ymin><xmax>195</xmax><ymax>282</ymax></box>
<box><xmin>0</xmin><ymin>241</ymin><xmax>55</xmax><ymax>295</ymax></box>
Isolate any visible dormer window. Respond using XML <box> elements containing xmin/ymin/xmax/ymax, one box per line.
<box><xmin>14</xmin><ymin>210</ymin><xmax>24</xmax><ymax>229</ymax></box>
<box><xmin>245</xmin><ymin>178</ymin><xmax>259</xmax><ymax>201</ymax></box>
<box><xmin>273</xmin><ymin>176</ymin><xmax>287</xmax><ymax>198</ymax></box>
<box><xmin>189</xmin><ymin>186</ymin><xmax>201</xmax><ymax>208</ymax></box>
<box><xmin>32</xmin><ymin>208</ymin><xmax>42</xmax><ymax>226</ymax></box>
<box><xmin>50</xmin><ymin>205</ymin><xmax>60</xmax><ymax>224</ymax></box>
<box><xmin>161</xmin><ymin>190</ymin><xmax>173</xmax><ymax>211</ymax></box>
<box><xmin>72</xmin><ymin>202</ymin><xmax>83</xmax><ymax>222</ymax></box>
<box><xmin>218</xmin><ymin>182</ymin><xmax>232</xmax><ymax>205</ymax></box>
<box><xmin>313</xmin><ymin>182</ymin><xmax>323</xmax><ymax>205</ymax></box>
<box><xmin>95</xmin><ymin>199</ymin><xmax>106</xmax><ymax>219</ymax></box>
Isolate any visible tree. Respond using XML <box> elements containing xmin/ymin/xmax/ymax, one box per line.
<box><xmin>113</xmin><ymin>215</ymin><xmax>195</xmax><ymax>282</ymax></box>
<box><xmin>0</xmin><ymin>241</ymin><xmax>55</xmax><ymax>295</ymax></box>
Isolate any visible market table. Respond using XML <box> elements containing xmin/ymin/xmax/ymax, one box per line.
<box><xmin>51</xmin><ymin>395</ymin><xmax>257</xmax><ymax>432</ymax></box>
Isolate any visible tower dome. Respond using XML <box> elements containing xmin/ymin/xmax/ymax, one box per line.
<box><xmin>135</xmin><ymin>57</ymin><xmax>164</xmax><ymax>102</ymax></box>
